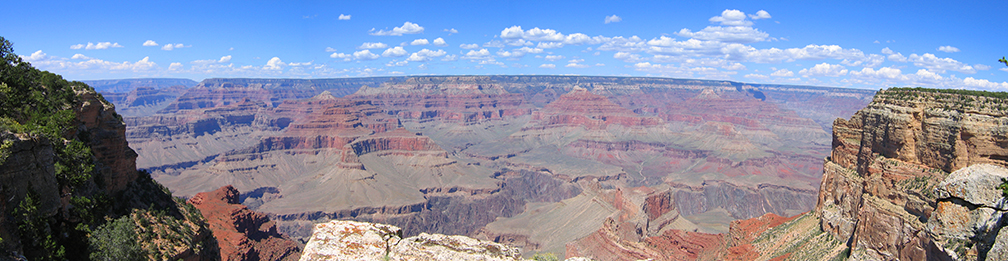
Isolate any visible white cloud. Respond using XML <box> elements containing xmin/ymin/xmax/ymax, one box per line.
<box><xmin>975</xmin><ymin>64</ymin><xmax>991</xmax><ymax>70</ymax></box>
<box><xmin>370</xmin><ymin>21</ymin><xmax>424</xmax><ymax>36</ymax></box>
<box><xmin>330</xmin><ymin>52</ymin><xmax>352</xmax><ymax>61</ymax></box>
<box><xmin>460</xmin><ymin>43</ymin><xmax>479</xmax><ymax>49</ymax></box>
<box><xmin>963</xmin><ymin>77</ymin><xmax>1008</xmax><ymax>89</ymax></box>
<box><xmin>540</xmin><ymin>64</ymin><xmax>556</xmax><ymax>68</ymax></box>
<box><xmin>506</xmin><ymin>39</ymin><xmax>534</xmax><ymax>46</ymax></box>
<box><xmin>353</xmin><ymin>50</ymin><xmax>379</xmax><ymax>60</ymax></box>
<box><xmin>882</xmin><ymin>47</ymin><xmax>907</xmax><ymax>62</ymax></box>
<box><xmin>444</xmin><ymin>28</ymin><xmax>458</xmax><ymax>34</ymax></box>
<box><xmin>71</xmin><ymin>54</ymin><xmax>90</xmax><ymax>60</ymax></box>
<box><xmin>938</xmin><ymin>45</ymin><xmax>960</xmax><ymax>53</ymax></box>
<box><xmin>441</xmin><ymin>54</ymin><xmax>458</xmax><ymax>61</ymax></box>
<box><xmin>748</xmin><ymin>10</ymin><xmax>771</xmax><ymax>20</ymax></box>
<box><xmin>771</xmin><ymin>69</ymin><xmax>794</xmax><ymax>77</ymax></box>
<box><xmin>498</xmin><ymin>46</ymin><xmax>544</xmax><ymax>59</ymax></box>
<box><xmin>411</xmin><ymin>39</ymin><xmax>429</xmax><ymax>45</ymax></box>
<box><xmin>709</xmin><ymin>9</ymin><xmax>751</xmax><ymax>26</ymax></box>
<box><xmin>265</xmin><ymin>57</ymin><xmax>285</xmax><ymax>70</ymax></box>
<box><xmin>71</xmin><ymin>42</ymin><xmax>124</xmax><ymax>50</ymax></box>
<box><xmin>614</xmin><ymin>52</ymin><xmax>642</xmax><ymax>62</ymax></box>
<box><xmin>358</xmin><ymin>42</ymin><xmax>389</xmax><ymax>49</ymax></box>
<box><xmin>537</xmin><ymin>42</ymin><xmax>564</xmax><ymax>49</ymax></box>
<box><xmin>463</xmin><ymin>49</ymin><xmax>491</xmax><ymax>59</ymax></box>
<box><xmin>605</xmin><ymin>15</ymin><xmax>622</xmax><ymax>24</ymax></box>
<box><xmin>723</xmin><ymin>62</ymin><xmax>746</xmax><ymax>70</ymax></box>
<box><xmin>908</xmin><ymin>53</ymin><xmax>975</xmax><ymax>73</ymax></box>
<box><xmin>631</xmin><ymin>62</ymin><xmax>736</xmax><ymax>79</ymax></box>
<box><xmin>406</xmin><ymin>49</ymin><xmax>447</xmax><ymax>62</ymax></box>
<box><xmin>169</xmin><ymin>62</ymin><xmax>183</xmax><ymax>70</ymax></box>
<box><xmin>325</xmin><ymin>47</ymin><xmax>337</xmax><ymax>52</ymax></box>
<box><xmin>675</xmin><ymin>26</ymin><xmax>769</xmax><ymax>43</ymax></box>
<box><xmin>191</xmin><ymin>55</ymin><xmax>233</xmax><ymax>65</ymax></box>
<box><xmin>143</xmin><ymin>40</ymin><xmax>158</xmax><ymax>47</ymax></box>
<box><xmin>501</xmin><ymin>26</ymin><xmax>565</xmax><ymax>42</ymax></box>
<box><xmin>339</xmin><ymin>14</ymin><xmax>351</xmax><ymax>20</ymax></box>
<box><xmin>382</xmin><ymin>46</ymin><xmax>408</xmax><ymax>57</ymax></box>
<box><xmin>386</xmin><ymin>60</ymin><xmax>408</xmax><ymax>67</ymax></box>
<box><xmin>544</xmin><ymin>55</ymin><xmax>565</xmax><ymax>61</ymax></box>
<box><xmin>432</xmin><ymin>37</ymin><xmax>447</xmax><ymax>46</ymax></box>
<box><xmin>799</xmin><ymin>63</ymin><xmax>848</xmax><ymax>77</ymax></box>
<box><xmin>161</xmin><ymin>43</ymin><xmax>186</xmax><ymax>51</ymax></box>
<box><xmin>745</xmin><ymin>73</ymin><xmax>768</xmax><ymax>79</ymax></box>
<box><xmin>23</xmin><ymin>51</ymin><xmax>159</xmax><ymax>72</ymax></box>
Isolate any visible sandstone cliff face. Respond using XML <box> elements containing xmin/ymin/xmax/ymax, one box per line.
<box><xmin>816</xmin><ymin>89</ymin><xmax>1008</xmax><ymax>260</ymax></box>
<box><xmin>188</xmin><ymin>185</ymin><xmax>300</xmax><ymax>261</ymax></box>
<box><xmin>75</xmin><ymin>88</ymin><xmax>139</xmax><ymax>193</ymax></box>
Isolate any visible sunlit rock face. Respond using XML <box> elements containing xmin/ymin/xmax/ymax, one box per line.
<box><xmin>815</xmin><ymin>89</ymin><xmax>1008</xmax><ymax>260</ymax></box>
<box><xmin>299</xmin><ymin>220</ymin><xmax>523</xmax><ymax>261</ymax></box>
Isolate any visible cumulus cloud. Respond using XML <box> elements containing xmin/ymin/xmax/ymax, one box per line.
<box><xmin>938</xmin><ymin>45</ymin><xmax>960</xmax><ymax>53</ymax></box>
<box><xmin>143</xmin><ymin>40</ymin><xmax>158</xmax><ymax>47</ymax></box>
<box><xmin>23</xmin><ymin>50</ymin><xmax>159</xmax><ymax>72</ymax></box>
<box><xmin>370</xmin><ymin>22</ymin><xmax>424</xmax><ymax>36</ymax></box>
<box><xmin>605</xmin><ymin>15</ymin><xmax>622</xmax><ymax>24</ymax></box>
<box><xmin>406</xmin><ymin>49</ymin><xmax>447</xmax><ymax>62</ymax></box>
<box><xmin>799</xmin><ymin>63</ymin><xmax>848</xmax><ymax>77</ymax></box>
<box><xmin>411</xmin><ymin>39</ymin><xmax>429</xmax><ymax>45</ymax></box>
<box><xmin>71</xmin><ymin>42</ymin><xmax>124</xmax><ymax>50</ymax></box>
<box><xmin>339</xmin><ymin>14</ymin><xmax>351</xmax><ymax>20</ymax></box>
<box><xmin>748</xmin><ymin>10</ymin><xmax>771</xmax><ymax>20</ymax></box>
<box><xmin>358</xmin><ymin>42</ymin><xmax>388</xmax><ymax>49</ymax></box>
<box><xmin>543</xmin><ymin>55</ymin><xmax>565</xmax><ymax>61</ymax></box>
<box><xmin>771</xmin><ymin>69</ymin><xmax>794</xmax><ymax>77</ymax></box>
<box><xmin>382</xmin><ymin>46</ymin><xmax>408</xmax><ymax>57</ymax></box>
<box><xmin>444</xmin><ymin>28</ymin><xmax>458</xmax><ymax>35</ymax></box>
<box><xmin>169</xmin><ymin>62</ymin><xmax>183</xmax><ymax>70</ymax></box>
<box><xmin>460</xmin><ymin>43</ymin><xmax>479</xmax><ymax>49</ymax></box>
<box><xmin>745</xmin><ymin>73</ymin><xmax>768</xmax><ymax>79</ymax></box>
<box><xmin>325</xmin><ymin>47</ymin><xmax>337</xmax><ymax>52</ymax></box>
<box><xmin>537</xmin><ymin>42</ymin><xmax>564</xmax><ymax>49</ymax></box>
<box><xmin>709</xmin><ymin>9</ymin><xmax>751</xmax><ymax>26</ymax></box>
<box><xmin>675</xmin><ymin>26</ymin><xmax>769</xmax><ymax>43</ymax></box>
<box><xmin>330</xmin><ymin>52</ymin><xmax>352</xmax><ymax>61</ymax></box>
<box><xmin>908</xmin><ymin>53</ymin><xmax>975</xmax><ymax>73</ymax></box>
<box><xmin>432</xmin><ymin>38</ymin><xmax>447</xmax><ymax>46</ymax></box>
<box><xmin>161</xmin><ymin>43</ymin><xmax>186</xmax><ymax>51</ymax></box>
<box><xmin>540</xmin><ymin>64</ymin><xmax>556</xmax><ymax>68</ymax></box>
<box><xmin>71</xmin><ymin>54</ymin><xmax>90</xmax><ymax>60</ymax></box>
<box><xmin>500</xmin><ymin>26</ymin><xmax>603</xmax><ymax>44</ymax></box>
<box><xmin>441</xmin><ymin>54</ymin><xmax>458</xmax><ymax>61</ymax></box>
<box><xmin>353</xmin><ymin>50</ymin><xmax>379</xmax><ymax>60</ymax></box>
<box><xmin>497</xmin><ymin>47</ymin><xmax>544</xmax><ymax>59</ymax></box>
<box><xmin>463</xmin><ymin>49</ymin><xmax>492</xmax><ymax>59</ymax></box>
<box><xmin>264</xmin><ymin>57</ymin><xmax>285</xmax><ymax>70</ymax></box>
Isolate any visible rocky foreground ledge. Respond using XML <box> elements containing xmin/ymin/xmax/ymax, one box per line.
<box><xmin>299</xmin><ymin>220</ymin><xmax>592</xmax><ymax>261</ymax></box>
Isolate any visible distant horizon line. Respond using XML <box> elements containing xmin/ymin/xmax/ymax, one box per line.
<box><xmin>76</xmin><ymin>75</ymin><xmax>887</xmax><ymax>91</ymax></box>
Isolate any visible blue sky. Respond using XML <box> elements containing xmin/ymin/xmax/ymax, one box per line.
<box><xmin>4</xmin><ymin>0</ymin><xmax>1007</xmax><ymax>90</ymax></box>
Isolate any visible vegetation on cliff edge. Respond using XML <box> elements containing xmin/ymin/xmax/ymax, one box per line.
<box><xmin>0</xmin><ymin>36</ymin><xmax>216</xmax><ymax>260</ymax></box>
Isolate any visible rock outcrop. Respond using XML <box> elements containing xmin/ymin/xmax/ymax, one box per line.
<box><xmin>927</xmin><ymin>164</ymin><xmax>1008</xmax><ymax>260</ymax></box>
<box><xmin>299</xmin><ymin>220</ymin><xmax>523</xmax><ymax>261</ymax></box>
<box><xmin>188</xmin><ymin>185</ymin><xmax>301</xmax><ymax>261</ymax></box>
<box><xmin>816</xmin><ymin>88</ymin><xmax>1008</xmax><ymax>260</ymax></box>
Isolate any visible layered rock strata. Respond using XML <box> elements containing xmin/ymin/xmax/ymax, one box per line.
<box><xmin>817</xmin><ymin>88</ymin><xmax>1008</xmax><ymax>260</ymax></box>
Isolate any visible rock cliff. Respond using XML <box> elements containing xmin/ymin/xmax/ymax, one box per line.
<box><xmin>188</xmin><ymin>185</ymin><xmax>301</xmax><ymax>261</ymax></box>
<box><xmin>817</xmin><ymin>88</ymin><xmax>1008</xmax><ymax>260</ymax></box>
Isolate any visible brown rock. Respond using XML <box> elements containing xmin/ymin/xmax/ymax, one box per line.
<box><xmin>188</xmin><ymin>185</ymin><xmax>300</xmax><ymax>261</ymax></box>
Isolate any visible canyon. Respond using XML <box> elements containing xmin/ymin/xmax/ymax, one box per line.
<box><xmin>92</xmin><ymin>75</ymin><xmax>877</xmax><ymax>258</ymax></box>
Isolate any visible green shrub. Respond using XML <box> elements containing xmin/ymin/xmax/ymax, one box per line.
<box><xmin>89</xmin><ymin>215</ymin><xmax>144</xmax><ymax>261</ymax></box>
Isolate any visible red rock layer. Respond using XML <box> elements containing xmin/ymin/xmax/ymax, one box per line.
<box><xmin>188</xmin><ymin>185</ymin><xmax>300</xmax><ymax>261</ymax></box>
<box><xmin>565</xmin><ymin>217</ymin><xmax>723</xmax><ymax>261</ymax></box>
<box><xmin>532</xmin><ymin>88</ymin><xmax>662</xmax><ymax>129</ymax></box>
